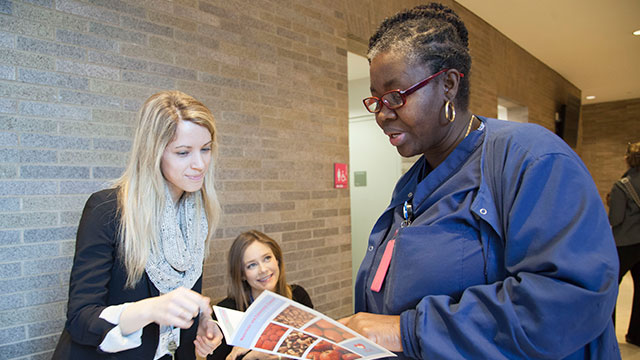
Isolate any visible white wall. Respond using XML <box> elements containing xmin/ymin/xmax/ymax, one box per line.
<box><xmin>348</xmin><ymin>56</ymin><xmax>402</xmax><ymax>296</ymax></box>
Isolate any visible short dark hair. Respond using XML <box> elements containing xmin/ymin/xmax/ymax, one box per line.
<box><xmin>368</xmin><ymin>3</ymin><xmax>471</xmax><ymax>110</ymax></box>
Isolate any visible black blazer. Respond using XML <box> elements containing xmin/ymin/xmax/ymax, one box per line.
<box><xmin>53</xmin><ymin>188</ymin><xmax>201</xmax><ymax>359</ymax></box>
<box><xmin>208</xmin><ymin>285</ymin><xmax>313</xmax><ymax>360</ymax></box>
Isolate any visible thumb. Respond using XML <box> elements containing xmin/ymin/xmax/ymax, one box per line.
<box><xmin>226</xmin><ymin>349</ymin><xmax>239</xmax><ymax>360</ymax></box>
<box><xmin>209</xmin><ymin>320</ymin><xmax>223</xmax><ymax>340</ymax></box>
<box><xmin>207</xmin><ymin>320</ymin><xmax>215</xmax><ymax>338</ymax></box>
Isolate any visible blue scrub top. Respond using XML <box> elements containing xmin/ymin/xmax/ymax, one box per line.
<box><xmin>356</xmin><ymin>117</ymin><xmax>620</xmax><ymax>359</ymax></box>
<box><xmin>365</xmin><ymin>123</ymin><xmax>486</xmax><ymax>314</ymax></box>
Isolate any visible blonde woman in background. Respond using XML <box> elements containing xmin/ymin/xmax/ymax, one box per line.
<box><xmin>53</xmin><ymin>91</ymin><xmax>223</xmax><ymax>359</ymax></box>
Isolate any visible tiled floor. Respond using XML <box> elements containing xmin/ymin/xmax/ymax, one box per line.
<box><xmin>617</xmin><ymin>273</ymin><xmax>640</xmax><ymax>359</ymax></box>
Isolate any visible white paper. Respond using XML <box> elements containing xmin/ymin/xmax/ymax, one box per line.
<box><xmin>213</xmin><ymin>291</ymin><xmax>396</xmax><ymax>360</ymax></box>
<box><xmin>213</xmin><ymin>306</ymin><xmax>244</xmax><ymax>341</ymax></box>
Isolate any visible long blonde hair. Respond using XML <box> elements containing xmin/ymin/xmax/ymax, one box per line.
<box><xmin>114</xmin><ymin>90</ymin><xmax>220</xmax><ymax>288</ymax></box>
<box><xmin>227</xmin><ymin>230</ymin><xmax>292</xmax><ymax>310</ymax></box>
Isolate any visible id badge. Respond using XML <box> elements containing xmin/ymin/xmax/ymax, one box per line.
<box><xmin>155</xmin><ymin>326</ymin><xmax>180</xmax><ymax>360</ymax></box>
<box><xmin>370</xmin><ymin>200</ymin><xmax>412</xmax><ymax>293</ymax></box>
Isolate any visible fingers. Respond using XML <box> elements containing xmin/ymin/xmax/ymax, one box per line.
<box><xmin>194</xmin><ymin>328</ymin><xmax>222</xmax><ymax>357</ymax></box>
<box><xmin>337</xmin><ymin>314</ymin><xmax>354</xmax><ymax>326</ymax></box>
<box><xmin>156</xmin><ymin>287</ymin><xmax>212</xmax><ymax>329</ymax></box>
<box><xmin>162</xmin><ymin>296</ymin><xmax>198</xmax><ymax>324</ymax></box>
<box><xmin>175</xmin><ymin>307</ymin><xmax>196</xmax><ymax>321</ymax></box>
<box><xmin>174</xmin><ymin>287</ymin><xmax>212</xmax><ymax>315</ymax></box>
<box><xmin>226</xmin><ymin>349</ymin><xmax>237</xmax><ymax>360</ymax></box>
<box><xmin>199</xmin><ymin>296</ymin><xmax>213</xmax><ymax>317</ymax></box>
<box><xmin>206</xmin><ymin>319</ymin><xmax>223</xmax><ymax>340</ymax></box>
<box><xmin>243</xmin><ymin>350</ymin><xmax>278</xmax><ymax>360</ymax></box>
<box><xmin>243</xmin><ymin>350</ymin><xmax>265</xmax><ymax>360</ymax></box>
<box><xmin>195</xmin><ymin>318</ymin><xmax>222</xmax><ymax>357</ymax></box>
<box><xmin>171</xmin><ymin>288</ymin><xmax>206</xmax><ymax>317</ymax></box>
<box><xmin>338</xmin><ymin>313</ymin><xmax>403</xmax><ymax>352</ymax></box>
<box><xmin>226</xmin><ymin>346</ymin><xmax>249</xmax><ymax>360</ymax></box>
<box><xmin>194</xmin><ymin>335</ymin><xmax>218</xmax><ymax>357</ymax></box>
<box><xmin>170</xmin><ymin>309</ymin><xmax>194</xmax><ymax>329</ymax></box>
<box><xmin>171</xmin><ymin>308</ymin><xmax>195</xmax><ymax>329</ymax></box>
<box><xmin>242</xmin><ymin>350</ymin><xmax>257</xmax><ymax>360</ymax></box>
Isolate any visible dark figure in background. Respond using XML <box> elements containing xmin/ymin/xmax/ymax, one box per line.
<box><xmin>339</xmin><ymin>3</ymin><xmax>620</xmax><ymax>359</ymax></box>
<box><xmin>209</xmin><ymin>230</ymin><xmax>313</xmax><ymax>360</ymax></box>
<box><xmin>610</xmin><ymin>141</ymin><xmax>640</xmax><ymax>346</ymax></box>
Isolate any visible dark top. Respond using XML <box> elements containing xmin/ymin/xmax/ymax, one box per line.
<box><xmin>52</xmin><ymin>188</ymin><xmax>201</xmax><ymax>360</ymax></box>
<box><xmin>609</xmin><ymin>167</ymin><xmax>640</xmax><ymax>247</ymax></box>
<box><xmin>208</xmin><ymin>285</ymin><xmax>313</xmax><ymax>360</ymax></box>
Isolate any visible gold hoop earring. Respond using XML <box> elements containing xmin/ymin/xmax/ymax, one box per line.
<box><xmin>444</xmin><ymin>100</ymin><xmax>456</xmax><ymax>123</ymax></box>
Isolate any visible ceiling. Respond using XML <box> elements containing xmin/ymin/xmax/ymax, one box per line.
<box><xmin>455</xmin><ymin>0</ymin><xmax>640</xmax><ymax>104</ymax></box>
<box><xmin>348</xmin><ymin>1</ymin><xmax>640</xmax><ymax>105</ymax></box>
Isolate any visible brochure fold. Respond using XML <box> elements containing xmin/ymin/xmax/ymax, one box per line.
<box><xmin>213</xmin><ymin>291</ymin><xmax>396</xmax><ymax>360</ymax></box>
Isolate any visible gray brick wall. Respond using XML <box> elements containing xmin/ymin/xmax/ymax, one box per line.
<box><xmin>0</xmin><ymin>0</ymin><xmax>352</xmax><ymax>358</ymax></box>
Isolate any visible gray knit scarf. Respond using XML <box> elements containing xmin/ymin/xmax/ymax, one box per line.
<box><xmin>145</xmin><ymin>186</ymin><xmax>208</xmax><ymax>294</ymax></box>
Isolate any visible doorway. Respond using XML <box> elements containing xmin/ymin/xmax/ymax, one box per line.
<box><xmin>497</xmin><ymin>97</ymin><xmax>528</xmax><ymax>123</ymax></box>
<box><xmin>347</xmin><ymin>52</ymin><xmax>402</xmax><ymax>300</ymax></box>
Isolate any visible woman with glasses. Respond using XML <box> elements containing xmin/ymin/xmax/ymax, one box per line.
<box><xmin>53</xmin><ymin>91</ymin><xmax>223</xmax><ymax>359</ymax></box>
<box><xmin>609</xmin><ymin>141</ymin><xmax>640</xmax><ymax>346</ymax></box>
<box><xmin>340</xmin><ymin>3</ymin><xmax>619</xmax><ymax>359</ymax></box>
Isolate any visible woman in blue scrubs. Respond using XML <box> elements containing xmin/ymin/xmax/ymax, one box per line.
<box><xmin>340</xmin><ymin>3</ymin><xmax>620</xmax><ymax>359</ymax></box>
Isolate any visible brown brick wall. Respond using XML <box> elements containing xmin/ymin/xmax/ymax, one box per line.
<box><xmin>581</xmin><ymin>98</ymin><xmax>640</xmax><ymax>204</ymax></box>
<box><xmin>346</xmin><ymin>1</ymin><xmax>638</xmax><ymax>217</ymax></box>
<box><xmin>345</xmin><ymin>1</ymin><xmax>582</xmax><ymax>172</ymax></box>
<box><xmin>347</xmin><ymin>1</ymin><xmax>581</xmax><ymax>128</ymax></box>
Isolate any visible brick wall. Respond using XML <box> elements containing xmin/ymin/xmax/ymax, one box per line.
<box><xmin>581</xmin><ymin>98</ymin><xmax>640</xmax><ymax>204</ymax></box>
<box><xmin>347</xmin><ymin>0</ymin><xmax>582</xmax><ymax>126</ymax></box>
<box><xmin>0</xmin><ymin>0</ymin><xmax>602</xmax><ymax>358</ymax></box>
<box><xmin>0</xmin><ymin>1</ymin><xmax>351</xmax><ymax>358</ymax></box>
<box><xmin>346</xmin><ymin>0</ymin><xmax>582</xmax><ymax>172</ymax></box>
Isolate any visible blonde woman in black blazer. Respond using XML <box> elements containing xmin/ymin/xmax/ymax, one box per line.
<box><xmin>53</xmin><ymin>91</ymin><xmax>223</xmax><ymax>359</ymax></box>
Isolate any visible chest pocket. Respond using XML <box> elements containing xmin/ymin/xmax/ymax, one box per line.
<box><xmin>382</xmin><ymin>221</ymin><xmax>485</xmax><ymax>314</ymax></box>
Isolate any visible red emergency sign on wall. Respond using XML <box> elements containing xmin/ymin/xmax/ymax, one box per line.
<box><xmin>334</xmin><ymin>163</ymin><xmax>348</xmax><ymax>189</ymax></box>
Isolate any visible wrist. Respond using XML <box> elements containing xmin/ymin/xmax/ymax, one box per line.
<box><xmin>120</xmin><ymin>298</ymin><xmax>154</xmax><ymax>335</ymax></box>
<box><xmin>134</xmin><ymin>297</ymin><xmax>156</xmax><ymax>325</ymax></box>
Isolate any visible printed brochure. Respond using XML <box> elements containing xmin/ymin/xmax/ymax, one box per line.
<box><xmin>213</xmin><ymin>291</ymin><xmax>396</xmax><ymax>360</ymax></box>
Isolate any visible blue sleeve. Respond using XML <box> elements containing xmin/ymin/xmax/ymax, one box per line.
<box><xmin>401</xmin><ymin>152</ymin><xmax>619</xmax><ymax>359</ymax></box>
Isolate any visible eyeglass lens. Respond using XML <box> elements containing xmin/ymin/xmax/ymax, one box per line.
<box><xmin>364</xmin><ymin>92</ymin><xmax>404</xmax><ymax>113</ymax></box>
<box><xmin>364</xmin><ymin>98</ymin><xmax>381</xmax><ymax>113</ymax></box>
<box><xmin>382</xmin><ymin>92</ymin><xmax>404</xmax><ymax>108</ymax></box>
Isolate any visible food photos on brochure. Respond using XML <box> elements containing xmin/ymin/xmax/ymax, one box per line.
<box><xmin>213</xmin><ymin>291</ymin><xmax>396</xmax><ymax>360</ymax></box>
<box><xmin>303</xmin><ymin>319</ymin><xmax>355</xmax><ymax>342</ymax></box>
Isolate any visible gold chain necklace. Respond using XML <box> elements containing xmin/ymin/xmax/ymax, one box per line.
<box><xmin>463</xmin><ymin>115</ymin><xmax>476</xmax><ymax>139</ymax></box>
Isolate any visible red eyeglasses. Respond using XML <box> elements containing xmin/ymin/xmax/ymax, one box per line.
<box><xmin>363</xmin><ymin>69</ymin><xmax>463</xmax><ymax>113</ymax></box>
